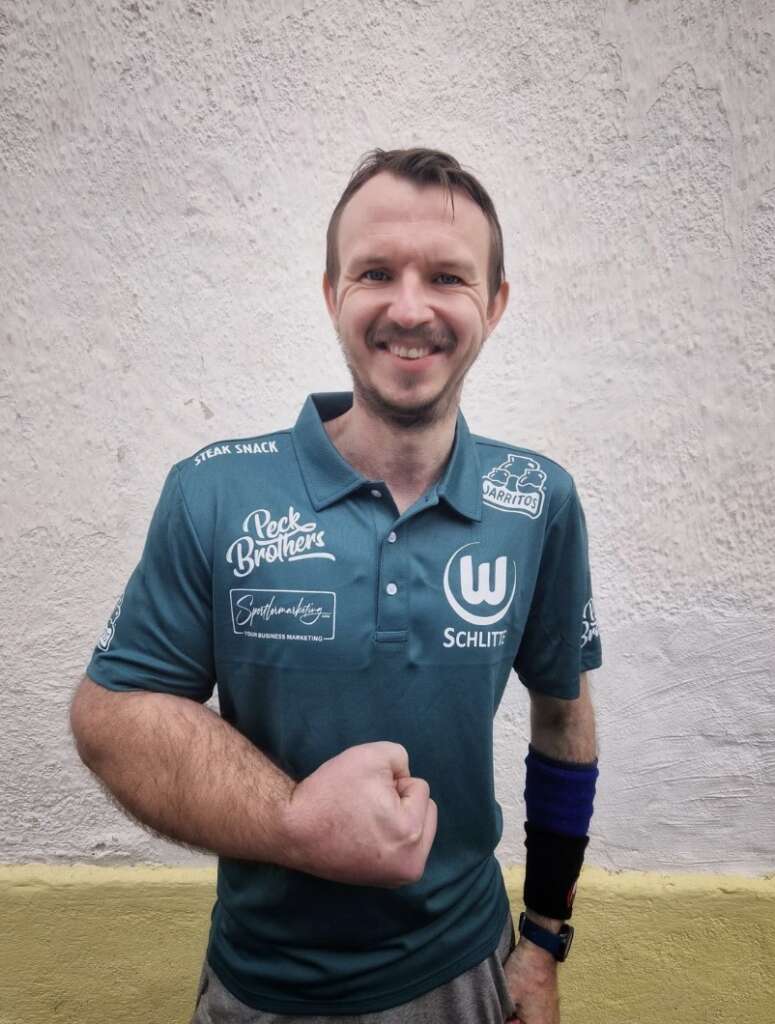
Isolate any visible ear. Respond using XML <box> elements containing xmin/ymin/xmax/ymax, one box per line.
<box><xmin>323</xmin><ymin>271</ymin><xmax>338</xmax><ymax>325</ymax></box>
<box><xmin>484</xmin><ymin>279</ymin><xmax>509</xmax><ymax>339</ymax></box>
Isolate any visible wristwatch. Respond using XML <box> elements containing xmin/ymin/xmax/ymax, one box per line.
<box><xmin>517</xmin><ymin>912</ymin><xmax>574</xmax><ymax>962</ymax></box>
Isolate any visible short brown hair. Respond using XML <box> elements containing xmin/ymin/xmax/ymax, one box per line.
<box><xmin>326</xmin><ymin>148</ymin><xmax>505</xmax><ymax>306</ymax></box>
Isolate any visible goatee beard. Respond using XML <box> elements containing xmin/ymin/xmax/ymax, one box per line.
<box><xmin>339</xmin><ymin>325</ymin><xmax>460</xmax><ymax>429</ymax></box>
<box><xmin>347</xmin><ymin>363</ymin><xmax>458</xmax><ymax>430</ymax></box>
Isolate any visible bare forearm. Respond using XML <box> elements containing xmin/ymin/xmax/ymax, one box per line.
<box><xmin>70</xmin><ymin>676</ymin><xmax>438</xmax><ymax>887</ymax></box>
<box><xmin>71</xmin><ymin>677</ymin><xmax>295</xmax><ymax>862</ymax></box>
<box><xmin>529</xmin><ymin>673</ymin><xmax>597</xmax><ymax>763</ymax></box>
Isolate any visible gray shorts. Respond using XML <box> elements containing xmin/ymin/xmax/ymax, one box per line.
<box><xmin>190</xmin><ymin>916</ymin><xmax>517</xmax><ymax>1024</ymax></box>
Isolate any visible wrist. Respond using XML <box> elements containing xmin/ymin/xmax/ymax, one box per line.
<box><xmin>514</xmin><ymin>933</ymin><xmax>558</xmax><ymax>973</ymax></box>
<box><xmin>520</xmin><ymin>909</ymin><xmax>562</xmax><ymax>965</ymax></box>
<box><xmin>517</xmin><ymin>910</ymin><xmax>574</xmax><ymax>963</ymax></box>
<box><xmin>274</xmin><ymin>780</ymin><xmax>308</xmax><ymax>871</ymax></box>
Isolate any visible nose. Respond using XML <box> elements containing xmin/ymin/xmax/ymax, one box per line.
<box><xmin>387</xmin><ymin>272</ymin><xmax>433</xmax><ymax>330</ymax></box>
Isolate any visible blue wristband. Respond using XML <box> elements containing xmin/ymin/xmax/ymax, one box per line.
<box><xmin>524</xmin><ymin>745</ymin><xmax>598</xmax><ymax>837</ymax></box>
<box><xmin>523</xmin><ymin>746</ymin><xmax>599</xmax><ymax>918</ymax></box>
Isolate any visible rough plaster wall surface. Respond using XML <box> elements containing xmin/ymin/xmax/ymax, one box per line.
<box><xmin>1</xmin><ymin>1</ymin><xmax>773</xmax><ymax>873</ymax></box>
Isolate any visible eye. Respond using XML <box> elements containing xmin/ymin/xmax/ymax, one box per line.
<box><xmin>361</xmin><ymin>269</ymin><xmax>390</xmax><ymax>282</ymax></box>
<box><xmin>435</xmin><ymin>273</ymin><xmax>462</xmax><ymax>285</ymax></box>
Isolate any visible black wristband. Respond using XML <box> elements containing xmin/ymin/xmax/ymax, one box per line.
<box><xmin>523</xmin><ymin>823</ymin><xmax>589</xmax><ymax>920</ymax></box>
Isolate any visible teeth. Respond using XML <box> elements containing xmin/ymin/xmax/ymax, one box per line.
<box><xmin>389</xmin><ymin>345</ymin><xmax>432</xmax><ymax>360</ymax></box>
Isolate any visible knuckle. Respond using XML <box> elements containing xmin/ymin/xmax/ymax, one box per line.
<box><xmin>405</xmin><ymin>824</ymin><xmax>423</xmax><ymax>845</ymax></box>
<box><xmin>401</xmin><ymin>858</ymin><xmax>425</xmax><ymax>886</ymax></box>
<box><xmin>414</xmin><ymin>777</ymin><xmax>430</xmax><ymax>801</ymax></box>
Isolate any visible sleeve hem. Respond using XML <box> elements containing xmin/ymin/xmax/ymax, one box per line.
<box><xmin>517</xmin><ymin>656</ymin><xmax>602</xmax><ymax>699</ymax></box>
<box><xmin>580</xmin><ymin>655</ymin><xmax>603</xmax><ymax>673</ymax></box>
<box><xmin>515</xmin><ymin>671</ymin><xmax>581</xmax><ymax>700</ymax></box>
<box><xmin>86</xmin><ymin>664</ymin><xmax>213</xmax><ymax>702</ymax></box>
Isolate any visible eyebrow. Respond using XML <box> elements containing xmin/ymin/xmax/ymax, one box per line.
<box><xmin>347</xmin><ymin>253</ymin><xmax>479</xmax><ymax>277</ymax></box>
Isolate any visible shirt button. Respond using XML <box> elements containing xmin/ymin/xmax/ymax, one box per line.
<box><xmin>370</xmin><ymin>488</ymin><xmax>382</xmax><ymax>498</ymax></box>
<box><xmin>385</xmin><ymin>582</ymin><xmax>398</xmax><ymax>596</ymax></box>
<box><xmin>387</xmin><ymin>531</ymin><xmax>397</xmax><ymax>543</ymax></box>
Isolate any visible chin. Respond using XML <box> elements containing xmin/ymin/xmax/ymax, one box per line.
<box><xmin>355</xmin><ymin>377</ymin><xmax>458</xmax><ymax>429</ymax></box>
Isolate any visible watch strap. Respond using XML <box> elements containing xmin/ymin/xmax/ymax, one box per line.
<box><xmin>517</xmin><ymin>911</ymin><xmax>574</xmax><ymax>962</ymax></box>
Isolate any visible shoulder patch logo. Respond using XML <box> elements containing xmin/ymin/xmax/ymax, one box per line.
<box><xmin>194</xmin><ymin>440</ymin><xmax>279</xmax><ymax>467</ymax></box>
<box><xmin>482</xmin><ymin>453</ymin><xmax>546</xmax><ymax>519</ymax></box>
<box><xmin>581</xmin><ymin>599</ymin><xmax>599</xmax><ymax>648</ymax></box>
<box><xmin>97</xmin><ymin>593</ymin><xmax>124</xmax><ymax>652</ymax></box>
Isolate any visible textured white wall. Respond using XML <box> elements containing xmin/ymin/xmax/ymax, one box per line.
<box><xmin>2</xmin><ymin>0</ymin><xmax>773</xmax><ymax>874</ymax></box>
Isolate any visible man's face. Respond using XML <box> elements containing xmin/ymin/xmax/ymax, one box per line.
<box><xmin>324</xmin><ymin>172</ymin><xmax>508</xmax><ymax>427</ymax></box>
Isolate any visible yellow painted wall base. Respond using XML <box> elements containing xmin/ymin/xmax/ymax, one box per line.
<box><xmin>2</xmin><ymin>864</ymin><xmax>774</xmax><ymax>1024</ymax></box>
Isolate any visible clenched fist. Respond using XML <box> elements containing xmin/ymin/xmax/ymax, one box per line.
<box><xmin>281</xmin><ymin>742</ymin><xmax>437</xmax><ymax>887</ymax></box>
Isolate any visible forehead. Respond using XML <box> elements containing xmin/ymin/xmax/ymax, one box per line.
<box><xmin>336</xmin><ymin>172</ymin><xmax>490</xmax><ymax>268</ymax></box>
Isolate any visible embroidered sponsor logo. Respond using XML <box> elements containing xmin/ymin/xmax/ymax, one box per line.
<box><xmin>97</xmin><ymin>594</ymin><xmax>124</xmax><ymax>652</ymax></box>
<box><xmin>226</xmin><ymin>506</ymin><xmax>335</xmax><ymax>578</ymax></box>
<box><xmin>482</xmin><ymin>454</ymin><xmax>546</xmax><ymax>519</ymax></box>
<box><xmin>194</xmin><ymin>440</ymin><xmax>279</xmax><ymax>467</ymax></box>
<box><xmin>581</xmin><ymin>599</ymin><xmax>599</xmax><ymax>647</ymax></box>
<box><xmin>442</xmin><ymin>542</ymin><xmax>517</xmax><ymax>627</ymax></box>
<box><xmin>230</xmin><ymin>589</ymin><xmax>336</xmax><ymax>641</ymax></box>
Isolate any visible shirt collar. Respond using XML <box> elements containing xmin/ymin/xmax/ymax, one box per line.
<box><xmin>292</xmin><ymin>392</ymin><xmax>482</xmax><ymax>522</ymax></box>
<box><xmin>436</xmin><ymin>410</ymin><xmax>483</xmax><ymax>521</ymax></box>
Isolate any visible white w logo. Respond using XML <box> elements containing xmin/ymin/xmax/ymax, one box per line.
<box><xmin>443</xmin><ymin>543</ymin><xmax>517</xmax><ymax>626</ymax></box>
<box><xmin>459</xmin><ymin>555</ymin><xmax>508</xmax><ymax>606</ymax></box>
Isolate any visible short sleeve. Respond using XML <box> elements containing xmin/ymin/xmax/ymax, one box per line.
<box><xmin>514</xmin><ymin>483</ymin><xmax>602</xmax><ymax>698</ymax></box>
<box><xmin>87</xmin><ymin>466</ymin><xmax>215</xmax><ymax>701</ymax></box>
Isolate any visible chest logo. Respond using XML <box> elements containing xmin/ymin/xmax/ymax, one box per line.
<box><xmin>482</xmin><ymin>454</ymin><xmax>546</xmax><ymax>519</ymax></box>
<box><xmin>443</xmin><ymin>543</ymin><xmax>517</xmax><ymax>626</ymax></box>
<box><xmin>230</xmin><ymin>589</ymin><xmax>336</xmax><ymax>641</ymax></box>
<box><xmin>226</xmin><ymin>506</ymin><xmax>335</xmax><ymax>578</ymax></box>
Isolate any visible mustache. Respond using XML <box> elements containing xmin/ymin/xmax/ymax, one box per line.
<box><xmin>366</xmin><ymin>324</ymin><xmax>456</xmax><ymax>351</ymax></box>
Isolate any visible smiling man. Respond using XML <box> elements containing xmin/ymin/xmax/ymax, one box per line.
<box><xmin>326</xmin><ymin>167</ymin><xmax>497</xmax><ymax>428</ymax></box>
<box><xmin>71</xmin><ymin>149</ymin><xmax>602</xmax><ymax>1024</ymax></box>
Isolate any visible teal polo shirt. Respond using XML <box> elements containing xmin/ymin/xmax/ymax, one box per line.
<box><xmin>87</xmin><ymin>391</ymin><xmax>602</xmax><ymax>1015</ymax></box>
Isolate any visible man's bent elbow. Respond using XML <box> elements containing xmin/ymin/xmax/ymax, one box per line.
<box><xmin>69</xmin><ymin>675</ymin><xmax>125</xmax><ymax>770</ymax></box>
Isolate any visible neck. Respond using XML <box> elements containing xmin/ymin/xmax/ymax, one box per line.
<box><xmin>324</xmin><ymin>396</ymin><xmax>458</xmax><ymax>512</ymax></box>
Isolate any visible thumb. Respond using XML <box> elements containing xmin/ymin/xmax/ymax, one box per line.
<box><xmin>395</xmin><ymin>776</ymin><xmax>432</xmax><ymax>835</ymax></box>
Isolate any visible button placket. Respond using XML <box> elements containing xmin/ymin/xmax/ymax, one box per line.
<box><xmin>376</xmin><ymin>517</ymin><xmax>408</xmax><ymax>637</ymax></box>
